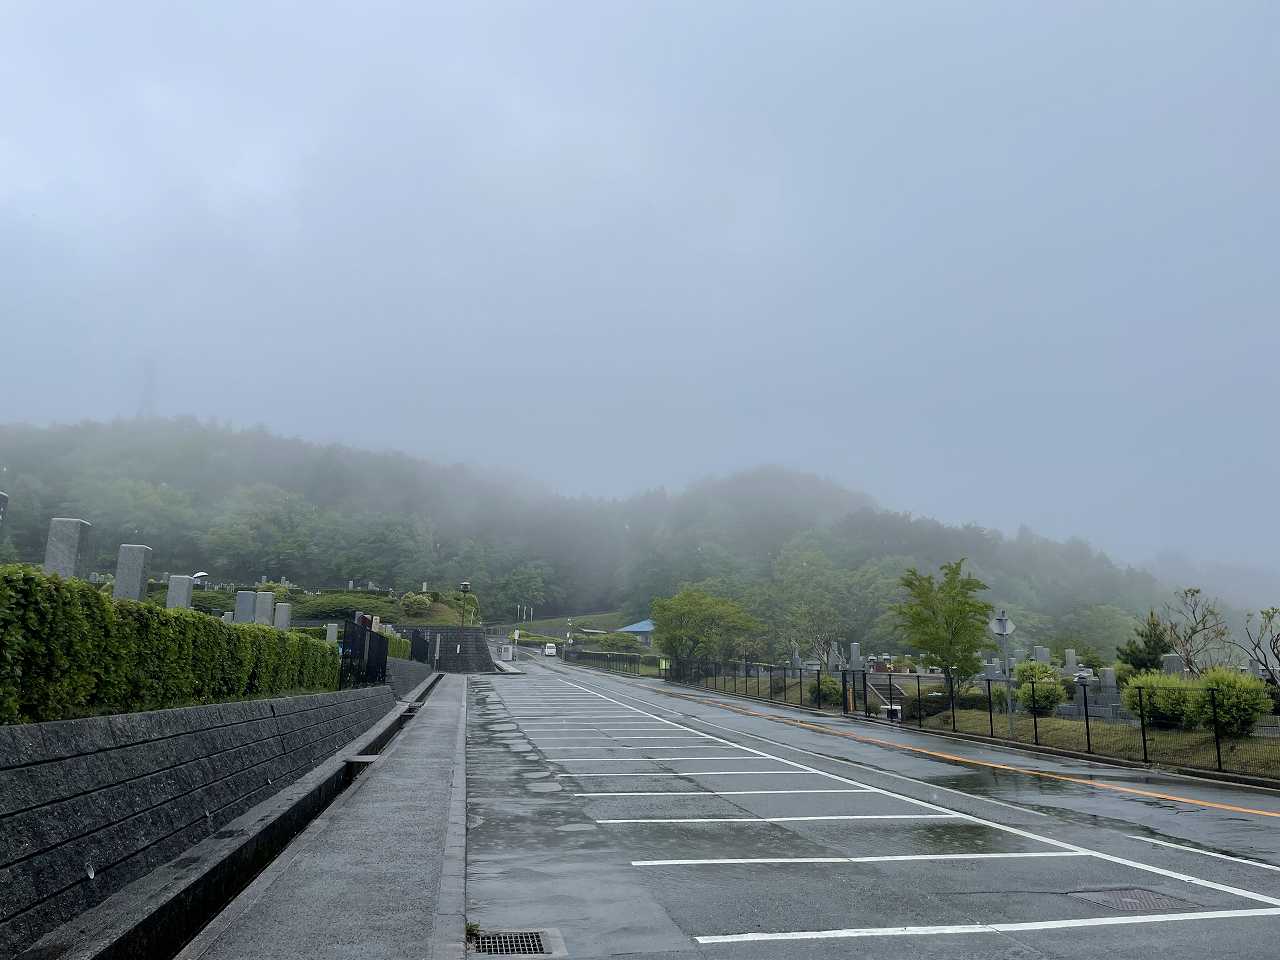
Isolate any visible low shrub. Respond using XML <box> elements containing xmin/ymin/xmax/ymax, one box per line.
<box><xmin>901</xmin><ymin>692</ymin><xmax>950</xmax><ymax>720</ymax></box>
<box><xmin>0</xmin><ymin>564</ymin><xmax>339</xmax><ymax>725</ymax></box>
<box><xmin>807</xmin><ymin>675</ymin><xmax>842</xmax><ymax>707</ymax></box>
<box><xmin>383</xmin><ymin>633</ymin><xmax>411</xmax><ymax>659</ymax></box>
<box><xmin>1015</xmin><ymin>662</ymin><xmax>1065</xmax><ymax>717</ymax></box>
<box><xmin>1196</xmin><ymin>668</ymin><xmax>1270</xmax><ymax>738</ymax></box>
<box><xmin>1121</xmin><ymin>672</ymin><xmax>1199</xmax><ymax>730</ymax></box>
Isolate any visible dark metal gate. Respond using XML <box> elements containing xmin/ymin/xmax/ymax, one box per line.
<box><xmin>339</xmin><ymin>618</ymin><xmax>389</xmax><ymax>688</ymax></box>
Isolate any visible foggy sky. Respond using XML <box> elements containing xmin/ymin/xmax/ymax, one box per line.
<box><xmin>2</xmin><ymin>1</ymin><xmax>1278</xmax><ymax>575</ymax></box>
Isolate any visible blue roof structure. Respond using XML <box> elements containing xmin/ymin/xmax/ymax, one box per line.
<box><xmin>618</xmin><ymin>619</ymin><xmax>654</xmax><ymax>633</ymax></box>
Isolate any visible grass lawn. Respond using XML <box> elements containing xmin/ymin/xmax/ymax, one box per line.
<box><xmin>914</xmin><ymin>708</ymin><xmax>1279</xmax><ymax>778</ymax></box>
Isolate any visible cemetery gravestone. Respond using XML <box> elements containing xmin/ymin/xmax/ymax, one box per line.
<box><xmin>166</xmin><ymin>575</ymin><xmax>194</xmax><ymax>609</ymax></box>
<box><xmin>325</xmin><ymin>623</ymin><xmax>339</xmax><ymax>643</ymax></box>
<box><xmin>1033</xmin><ymin>645</ymin><xmax>1051</xmax><ymax>664</ymax></box>
<box><xmin>43</xmin><ymin>518</ymin><xmax>92</xmax><ymax>579</ymax></box>
<box><xmin>0</xmin><ymin>491</ymin><xmax>8</xmax><ymax>535</ymax></box>
<box><xmin>112</xmin><ymin>544</ymin><xmax>152</xmax><ymax>601</ymax></box>
<box><xmin>1161</xmin><ymin>653</ymin><xmax>1184</xmax><ymax>675</ymax></box>
<box><xmin>254</xmin><ymin>591</ymin><xmax>275</xmax><ymax>625</ymax></box>
<box><xmin>234</xmin><ymin>590</ymin><xmax>257</xmax><ymax>623</ymax></box>
<box><xmin>273</xmin><ymin>602</ymin><xmax>292</xmax><ymax>631</ymax></box>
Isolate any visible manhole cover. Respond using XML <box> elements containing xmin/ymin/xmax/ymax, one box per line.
<box><xmin>472</xmin><ymin>931</ymin><xmax>547</xmax><ymax>955</ymax></box>
<box><xmin>1071</xmin><ymin>888</ymin><xmax>1194</xmax><ymax>912</ymax></box>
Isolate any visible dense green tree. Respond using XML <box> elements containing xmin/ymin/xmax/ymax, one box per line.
<box><xmin>651</xmin><ymin>589</ymin><xmax>759</xmax><ymax>661</ymax></box>
<box><xmin>1117</xmin><ymin>611</ymin><xmax>1173</xmax><ymax>670</ymax></box>
<box><xmin>890</xmin><ymin>560</ymin><xmax>995</xmax><ymax>683</ymax></box>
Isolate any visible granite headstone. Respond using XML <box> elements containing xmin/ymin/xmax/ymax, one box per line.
<box><xmin>112</xmin><ymin>544</ymin><xmax>152</xmax><ymax>601</ymax></box>
<box><xmin>43</xmin><ymin>518</ymin><xmax>92</xmax><ymax>579</ymax></box>
<box><xmin>234</xmin><ymin>590</ymin><xmax>256</xmax><ymax>623</ymax></box>
<box><xmin>254</xmin><ymin>591</ymin><xmax>275</xmax><ymax>625</ymax></box>
<box><xmin>166</xmin><ymin>575</ymin><xmax>194</xmax><ymax>609</ymax></box>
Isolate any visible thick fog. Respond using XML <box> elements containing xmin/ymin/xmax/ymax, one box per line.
<box><xmin>2</xmin><ymin>2</ymin><xmax>1277</xmax><ymax>579</ymax></box>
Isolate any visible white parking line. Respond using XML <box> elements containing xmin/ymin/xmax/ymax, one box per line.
<box><xmin>694</xmin><ymin>909</ymin><xmax>1280</xmax><ymax>943</ymax></box>
<box><xmin>598</xmin><ymin>814</ymin><xmax>956</xmax><ymax>824</ymax></box>
<box><xmin>552</xmin><ymin>675</ymin><xmax>1280</xmax><ymax>918</ymax></box>
<box><xmin>1128</xmin><ymin>836</ymin><xmax>1280</xmax><ymax>874</ymax></box>
<box><xmin>581</xmin><ymin>681</ymin><xmax>1051</xmax><ymax>817</ymax></box>
<box><xmin>527</xmin><ymin>742</ymin><xmax>711</xmax><ymax>747</ymax></box>
<box><xmin>556</xmin><ymin>771</ymin><xmax>806</xmax><ymax>778</ymax></box>
<box><xmin>635</xmin><ymin>851</ymin><xmax>1090</xmax><ymax>866</ymax></box>
<box><xmin>544</xmin><ymin>756</ymin><xmax>762</xmax><ymax>762</ymax></box>
<box><xmin>541</xmin><ymin>746</ymin><xmax>744</xmax><ymax>752</ymax></box>
<box><xmin>575</xmin><ymin>789</ymin><xmax>874</xmax><ymax>797</ymax></box>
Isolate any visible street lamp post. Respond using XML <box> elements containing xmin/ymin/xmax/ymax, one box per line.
<box><xmin>989</xmin><ymin>609</ymin><xmax>1017</xmax><ymax>740</ymax></box>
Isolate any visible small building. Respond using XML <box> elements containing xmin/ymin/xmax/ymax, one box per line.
<box><xmin>617</xmin><ymin>618</ymin><xmax>655</xmax><ymax>648</ymax></box>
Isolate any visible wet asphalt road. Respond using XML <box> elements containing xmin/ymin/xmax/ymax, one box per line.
<box><xmin>466</xmin><ymin>654</ymin><xmax>1280</xmax><ymax>959</ymax></box>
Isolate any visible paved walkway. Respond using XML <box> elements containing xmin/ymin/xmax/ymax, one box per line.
<box><xmin>175</xmin><ymin>676</ymin><xmax>467</xmax><ymax>960</ymax></box>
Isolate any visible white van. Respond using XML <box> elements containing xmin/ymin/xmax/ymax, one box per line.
<box><xmin>543</xmin><ymin>643</ymin><xmax>557</xmax><ymax>657</ymax></box>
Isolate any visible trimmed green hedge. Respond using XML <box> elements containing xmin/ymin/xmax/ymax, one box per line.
<box><xmin>0</xmin><ymin>564</ymin><xmax>339</xmax><ymax>725</ymax></box>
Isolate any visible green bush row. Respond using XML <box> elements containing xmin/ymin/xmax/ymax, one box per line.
<box><xmin>0</xmin><ymin>564</ymin><xmax>339</xmax><ymax>725</ymax></box>
<box><xmin>384</xmin><ymin>633</ymin><xmax>411</xmax><ymax>659</ymax></box>
<box><xmin>1120</xmin><ymin>669</ymin><xmax>1270</xmax><ymax>737</ymax></box>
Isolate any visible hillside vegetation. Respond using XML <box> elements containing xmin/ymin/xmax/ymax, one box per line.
<box><xmin>0</xmin><ymin>419</ymin><xmax>1170</xmax><ymax>658</ymax></box>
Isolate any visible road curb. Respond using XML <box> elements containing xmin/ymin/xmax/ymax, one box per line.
<box><xmin>428</xmin><ymin>682</ymin><xmax>469</xmax><ymax>960</ymax></box>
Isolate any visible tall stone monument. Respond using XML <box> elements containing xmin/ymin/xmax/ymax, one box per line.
<box><xmin>43</xmin><ymin>518</ymin><xmax>92</xmax><ymax>579</ymax></box>
<box><xmin>234</xmin><ymin>590</ymin><xmax>257</xmax><ymax>623</ymax></box>
<box><xmin>0</xmin><ymin>491</ymin><xmax>8</xmax><ymax>536</ymax></box>
<box><xmin>166</xmin><ymin>575</ymin><xmax>194</xmax><ymax>609</ymax></box>
<box><xmin>273</xmin><ymin>602</ymin><xmax>292</xmax><ymax>631</ymax></box>
<box><xmin>112</xmin><ymin>544</ymin><xmax>152</xmax><ymax>601</ymax></box>
<box><xmin>254</xmin><ymin>591</ymin><xmax>275</xmax><ymax>625</ymax></box>
<box><xmin>325</xmin><ymin>623</ymin><xmax>339</xmax><ymax>643</ymax></box>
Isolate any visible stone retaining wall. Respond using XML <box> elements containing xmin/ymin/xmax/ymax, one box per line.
<box><xmin>0</xmin><ymin>685</ymin><xmax>395</xmax><ymax>956</ymax></box>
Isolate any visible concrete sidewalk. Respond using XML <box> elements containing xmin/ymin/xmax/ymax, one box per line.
<box><xmin>175</xmin><ymin>676</ymin><xmax>467</xmax><ymax>960</ymax></box>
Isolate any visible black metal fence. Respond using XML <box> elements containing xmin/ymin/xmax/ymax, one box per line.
<box><xmin>842</xmin><ymin>670</ymin><xmax>1280</xmax><ymax>779</ymax></box>
<box><xmin>650</xmin><ymin>656</ymin><xmax>1279</xmax><ymax>779</ymax></box>
<box><xmin>564</xmin><ymin>648</ymin><xmax>666</xmax><ymax>676</ymax></box>
<box><xmin>338</xmin><ymin>618</ymin><xmax>389</xmax><ymax>688</ymax></box>
<box><xmin>660</xmin><ymin>657</ymin><xmax>846</xmax><ymax>712</ymax></box>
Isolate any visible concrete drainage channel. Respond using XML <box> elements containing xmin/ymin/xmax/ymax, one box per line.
<box><xmin>467</xmin><ymin>928</ymin><xmax>568</xmax><ymax>957</ymax></box>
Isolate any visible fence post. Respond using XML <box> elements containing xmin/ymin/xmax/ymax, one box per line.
<box><xmin>950</xmin><ymin>675</ymin><xmax>957</xmax><ymax>732</ymax></box>
<box><xmin>768</xmin><ymin>665</ymin><xmax>774</xmax><ymax>701</ymax></box>
<box><xmin>1030</xmin><ymin>679</ymin><xmax>1039</xmax><ymax>745</ymax></box>
<box><xmin>986</xmin><ymin>679</ymin><xmax>994</xmax><ymax>737</ymax></box>
<box><xmin>888</xmin><ymin>675</ymin><xmax>895</xmax><ymax>718</ymax></box>
<box><xmin>1081</xmin><ymin>682</ymin><xmax>1092</xmax><ymax>753</ymax></box>
<box><xmin>1209</xmin><ymin>688</ymin><xmax>1223</xmax><ymax>772</ymax></box>
<box><xmin>863</xmin><ymin>671</ymin><xmax>870</xmax><ymax>717</ymax></box>
<box><xmin>842</xmin><ymin>670</ymin><xmax>850</xmax><ymax>715</ymax></box>
<box><xmin>816</xmin><ymin>668</ymin><xmax>823</xmax><ymax>710</ymax></box>
<box><xmin>1137</xmin><ymin>686</ymin><xmax>1149</xmax><ymax>763</ymax></box>
<box><xmin>916</xmin><ymin>675</ymin><xmax>923</xmax><ymax>728</ymax></box>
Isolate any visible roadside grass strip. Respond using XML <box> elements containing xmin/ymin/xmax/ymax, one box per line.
<box><xmin>549</xmin><ymin>675</ymin><xmax>1280</xmax><ymax>941</ymax></box>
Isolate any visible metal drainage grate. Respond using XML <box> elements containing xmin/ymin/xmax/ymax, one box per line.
<box><xmin>471</xmin><ymin>931</ymin><xmax>547</xmax><ymax>955</ymax></box>
<box><xmin>1071</xmin><ymin>888</ymin><xmax>1194</xmax><ymax>912</ymax></box>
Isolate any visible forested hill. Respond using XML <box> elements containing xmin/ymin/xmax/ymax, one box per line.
<box><xmin>0</xmin><ymin>419</ymin><xmax>1166</xmax><ymax>657</ymax></box>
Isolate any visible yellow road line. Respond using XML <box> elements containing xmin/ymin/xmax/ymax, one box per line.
<box><xmin>659</xmin><ymin>689</ymin><xmax>1280</xmax><ymax>820</ymax></box>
